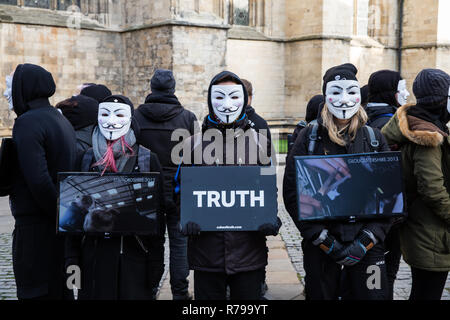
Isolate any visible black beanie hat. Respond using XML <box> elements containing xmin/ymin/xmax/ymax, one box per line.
<box><xmin>101</xmin><ymin>95</ymin><xmax>134</xmax><ymax>115</ymax></box>
<box><xmin>322</xmin><ymin>63</ymin><xmax>358</xmax><ymax>95</ymax></box>
<box><xmin>305</xmin><ymin>95</ymin><xmax>324</xmax><ymax>123</ymax></box>
<box><xmin>360</xmin><ymin>84</ymin><xmax>369</xmax><ymax>106</ymax></box>
<box><xmin>151</xmin><ymin>69</ymin><xmax>176</xmax><ymax>94</ymax></box>
<box><xmin>413</xmin><ymin>68</ymin><xmax>450</xmax><ymax>106</ymax></box>
<box><xmin>367</xmin><ymin>70</ymin><xmax>402</xmax><ymax>107</ymax></box>
<box><xmin>81</xmin><ymin>84</ymin><xmax>112</xmax><ymax>103</ymax></box>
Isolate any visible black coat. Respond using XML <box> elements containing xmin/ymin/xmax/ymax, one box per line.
<box><xmin>10</xmin><ymin>63</ymin><xmax>77</xmax><ymax>299</ymax></box>
<box><xmin>65</xmin><ymin>145</ymin><xmax>166</xmax><ymax>300</ymax></box>
<box><xmin>135</xmin><ymin>93</ymin><xmax>198</xmax><ymax>215</ymax></box>
<box><xmin>282</xmin><ymin>119</ymin><xmax>393</xmax><ymax>243</ymax></box>
<box><xmin>366</xmin><ymin>103</ymin><xmax>397</xmax><ymax>130</ymax></box>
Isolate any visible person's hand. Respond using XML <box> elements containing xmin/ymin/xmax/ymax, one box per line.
<box><xmin>312</xmin><ymin>229</ymin><xmax>344</xmax><ymax>261</ymax></box>
<box><xmin>299</xmin><ymin>194</ymin><xmax>323</xmax><ymax>217</ymax></box>
<box><xmin>181</xmin><ymin>221</ymin><xmax>201</xmax><ymax>236</ymax></box>
<box><xmin>336</xmin><ymin>229</ymin><xmax>377</xmax><ymax>266</ymax></box>
<box><xmin>258</xmin><ymin>218</ymin><xmax>282</xmax><ymax>236</ymax></box>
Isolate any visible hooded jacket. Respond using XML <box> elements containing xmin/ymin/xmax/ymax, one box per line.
<box><xmin>246</xmin><ymin>105</ymin><xmax>272</xmax><ymax>142</ymax></box>
<box><xmin>181</xmin><ymin>71</ymin><xmax>277</xmax><ymax>275</ymax></box>
<box><xmin>381</xmin><ymin>104</ymin><xmax>450</xmax><ymax>271</ymax></box>
<box><xmin>135</xmin><ymin>92</ymin><xmax>198</xmax><ymax>216</ymax></box>
<box><xmin>10</xmin><ymin>63</ymin><xmax>77</xmax><ymax>299</ymax></box>
<box><xmin>283</xmin><ymin>105</ymin><xmax>392</xmax><ymax>243</ymax></box>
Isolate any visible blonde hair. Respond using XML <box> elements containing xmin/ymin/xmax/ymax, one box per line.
<box><xmin>321</xmin><ymin>103</ymin><xmax>368</xmax><ymax>146</ymax></box>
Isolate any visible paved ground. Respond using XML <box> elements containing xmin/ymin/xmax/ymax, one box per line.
<box><xmin>1</xmin><ymin>164</ymin><xmax>449</xmax><ymax>300</ymax></box>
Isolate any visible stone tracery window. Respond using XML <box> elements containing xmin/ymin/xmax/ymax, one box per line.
<box><xmin>232</xmin><ymin>0</ymin><xmax>249</xmax><ymax>26</ymax></box>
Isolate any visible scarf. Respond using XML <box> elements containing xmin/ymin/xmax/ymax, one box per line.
<box><xmin>92</xmin><ymin>126</ymin><xmax>138</xmax><ymax>174</ymax></box>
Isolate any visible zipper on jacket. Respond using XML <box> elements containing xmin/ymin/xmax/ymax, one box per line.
<box><xmin>120</xmin><ymin>236</ymin><xmax>124</xmax><ymax>255</ymax></box>
<box><xmin>134</xmin><ymin>235</ymin><xmax>149</xmax><ymax>253</ymax></box>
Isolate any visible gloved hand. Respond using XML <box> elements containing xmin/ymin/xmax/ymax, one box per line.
<box><xmin>336</xmin><ymin>229</ymin><xmax>378</xmax><ymax>266</ymax></box>
<box><xmin>312</xmin><ymin>229</ymin><xmax>344</xmax><ymax>261</ymax></box>
<box><xmin>258</xmin><ymin>218</ymin><xmax>282</xmax><ymax>236</ymax></box>
<box><xmin>181</xmin><ymin>221</ymin><xmax>201</xmax><ymax>236</ymax></box>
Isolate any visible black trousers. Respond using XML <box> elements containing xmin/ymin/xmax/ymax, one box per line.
<box><xmin>194</xmin><ymin>269</ymin><xmax>263</xmax><ymax>300</ymax></box>
<box><xmin>302</xmin><ymin>239</ymin><xmax>388</xmax><ymax>300</ymax></box>
<box><xmin>384</xmin><ymin>226</ymin><xmax>402</xmax><ymax>300</ymax></box>
<box><xmin>409</xmin><ymin>267</ymin><xmax>449</xmax><ymax>300</ymax></box>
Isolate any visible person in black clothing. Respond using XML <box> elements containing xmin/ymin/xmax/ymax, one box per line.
<box><xmin>135</xmin><ymin>69</ymin><xmax>197</xmax><ymax>300</ymax></box>
<box><xmin>64</xmin><ymin>95</ymin><xmax>166</xmax><ymax>300</ymax></box>
<box><xmin>56</xmin><ymin>94</ymin><xmax>99</xmax><ymax>167</ymax></box>
<box><xmin>288</xmin><ymin>95</ymin><xmax>324</xmax><ymax>155</ymax></box>
<box><xmin>80</xmin><ymin>84</ymin><xmax>112</xmax><ymax>103</ymax></box>
<box><xmin>360</xmin><ymin>84</ymin><xmax>369</xmax><ymax>107</ymax></box>
<box><xmin>8</xmin><ymin>63</ymin><xmax>77</xmax><ymax>299</ymax></box>
<box><xmin>180</xmin><ymin>71</ymin><xmax>281</xmax><ymax>300</ymax></box>
<box><xmin>366</xmin><ymin>69</ymin><xmax>410</xmax><ymax>300</ymax></box>
<box><xmin>241</xmin><ymin>79</ymin><xmax>272</xmax><ymax>142</ymax></box>
<box><xmin>366</xmin><ymin>70</ymin><xmax>410</xmax><ymax>130</ymax></box>
<box><xmin>283</xmin><ymin>63</ymin><xmax>392</xmax><ymax>300</ymax></box>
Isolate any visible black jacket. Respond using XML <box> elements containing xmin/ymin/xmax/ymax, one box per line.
<box><xmin>10</xmin><ymin>63</ymin><xmax>77</xmax><ymax>299</ymax></box>
<box><xmin>246</xmin><ymin>105</ymin><xmax>272</xmax><ymax>142</ymax></box>
<box><xmin>282</xmin><ymin>117</ymin><xmax>392</xmax><ymax>244</ymax></box>
<box><xmin>366</xmin><ymin>103</ymin><xmax>396</xmax><ymax>130</ymax></box>
<box><xmin>65</xmin><ymin>145</ymin><xmax>166</xmax><ymax>300</ymax></box>
<box><xmin>135</xmin><ymin>93</ymin><xmax>198</xmax><ymax>216</ymax></box>
<box><xmin>181</xmin><ymin>71</ymin><xmax>277</xmax><ymax>275</ymax></box>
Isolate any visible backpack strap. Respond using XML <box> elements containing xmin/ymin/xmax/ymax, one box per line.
<box><xmin>138</xmin><ymin>145</ymin><xmax>151</xmax><ymax>172</ymax></box>
<box><xmin>365</xmin><ymin>125</ymin><xmax>380</xmax><ymax>150</ymax></box>
<box><xmin>81</xmin><ymin>148</ymin><xmax>95</xmax><ymax>172</ymax></box>
<box><xmin>307</xmin><ymin>122</ymin><xmax>319</xmax><ymax>155</ymax></box>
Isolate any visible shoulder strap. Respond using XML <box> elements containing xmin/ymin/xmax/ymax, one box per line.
<box><xmin>365</xmin><ymin>125</ymin><xmax>380</xmax><ymax>150</ymax></box>
<box><xmin>81</xmin><ymin>148</ymin><xmax>95</xmax><ymax>172</ymax></box>
<box><xmin>138</xmin><ymin>145</ymin><xmax>151</xmax><ymax>172</ymax></box>
<box><xmin>307</xmin><ymin>122</ymin><xmax>319</xmax><ymax>155</ymax></box>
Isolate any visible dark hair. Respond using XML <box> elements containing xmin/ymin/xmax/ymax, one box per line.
<box><xmin>213</xmin><ymin>74</ymin><xmax>240</xmax><ymax>85</ymax></box>
<box><xmin>241</xmin><ymin>79</ymin><xmax>253</xmax><ymax>96</ymax></box>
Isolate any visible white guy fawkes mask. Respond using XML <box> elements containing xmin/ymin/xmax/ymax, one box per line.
<box><xmin>98</xmin><ymin>100</ymin><xmax>132</xmax><ymax>141</ymax></box>
<box><xmin>3</xmin><ymin>75</ymin><xmax>13</xmax><ymax>111</ymax></box>
<box><xmin>211</xmin><ymin>84</ymin><xmax>245</xmax><ymax>124</ymax></box>
<box><xmin>396</xmin><ymin>79</ymin><xmax>410</xmax><ymax>106</ymax></box>
<box><xmin>447</xmin><ymin>87</ymin><xmax>450</xmax><ymax>114</ymax></box>
<box><xmin>325</xmin><ymin>79</ymin><xmax>361</xmax><ymax>120</ymax></box>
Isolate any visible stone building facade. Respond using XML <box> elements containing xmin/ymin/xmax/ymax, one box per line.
<box><xmin>0</xmin><ymin>0</ymin><xmax>449</xmax><ymax>137</ymax></box>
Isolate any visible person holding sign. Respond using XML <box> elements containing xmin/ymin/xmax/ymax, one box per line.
<box><xmin>179</xmin><ymin>71</ymin><xmax>281</xmax><ymax>300</ymax></box>
<box><xmin>283</xmin><ymin>63</ymin><xmax>392</xmax><ymax>300</ymax></box>
<box><xmin>64</xmin><ymin>95</ymin><xmax>166</xmax><ymax>300</ymax></box>
<box><xmin>381</xmin><ymin>69</ymin><xmax>450</xmax><ymax>300</ymax></box>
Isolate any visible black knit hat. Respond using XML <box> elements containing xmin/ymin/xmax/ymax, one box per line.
<box><xmin>81</xmin><ymin>84</ymin><xmax>112</xmax><ymax>103</ymax></box>
<box><xmin>322</xmin><ymin>63</ymin><xmax>358</xmax><ymax>95</ymax></box>
<box><xmin>305</xmin><ymin>95</ymin><xmax>324</xmax><ymax>123</ymax></box>
<box><xmin>151</xmin><ymin>69</ymin><xmax>176</xmax><ymax>94</ymax></box>
<box><xmin>413</xmin><ymin>68</ymin><xmax>450</xmax><ymax>106</ymax></box>
<box><xmin>368</xmin><ymin>70</ymin><xmax>402</xmax><ymax>107</ymax></box>
<box><xmin>360</xmin><ymin>84</ymin><xmax>369</xmax><ymax>106</ymax></box>
<box><xmin>101</xmin><ymin>95</ymin><xmax>134</xmax><ymax>115</ymax></box>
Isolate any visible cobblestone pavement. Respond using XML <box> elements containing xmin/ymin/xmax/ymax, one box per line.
<box><xmin>278</xmin><ymin>204</ymin><xmax>450</xmax><ymax>300</ymax></box>
<box><xmin>0</xmin><ymin>232</ymin><xmax>16</xmax><ymax>300</ymax></box>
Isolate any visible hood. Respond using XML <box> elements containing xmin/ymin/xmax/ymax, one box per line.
<box><xmin>306</xmin><ymin>95</ymin><xmax>324</xmax><ymax>123</ymax></box>
<box><xmin>382</xmin><ymin>104</ymin><xmax>447</xmax><ymax>147</ymax></box>
<box><xmin>207</xmin><ymin>70</ymin><xmax>248</xmax><ymax>120</ymax></box>
<box><xmin>246</xmin><ymin>105</ymin><xmax>255</xmax><ymax>117</ymax></box>
<box><xmin>365</xmin><ymin>103</ymin><xmax>396</xmax><ymax>121</ymax></box>
<box><xmin>12</xmin><ymin>63</ymin><xmax>56</xmax><ymax>116</ymax></box>
<box><xmin>138</xmin><ymin>94</ymin><xmax>184</xmax><ymax>122</ymax></box>
<box><xmin>56</xmin><ymin>94</ymin><xmax>99</xmax><ymax>130</ymax></box>
<box><xmin>367</xmin><ymin>70</ymin><xmax>401</xmax><ymax>107</ymax></box>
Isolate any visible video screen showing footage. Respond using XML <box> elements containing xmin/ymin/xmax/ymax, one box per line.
<box><xmin>57</xmin><ymin>173</ymin><xmax>161</xmax><ymax>235</ymax></box>
<box><xmin>295</xmin><ymin>152</ymin><xmax>405</xmax><ymax>222</ymax></box>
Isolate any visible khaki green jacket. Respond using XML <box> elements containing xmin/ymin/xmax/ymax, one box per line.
<box><xmin>382</xmin><ymin>104</ymin><xmax>450</xmax><ymax>271</ymax></box>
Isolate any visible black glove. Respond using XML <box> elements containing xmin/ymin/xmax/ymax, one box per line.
<box><xmin>336</xmin><ymin>229</ymin><xmax>377</xmax><ymax>266</ymax></box>
<box><xmin>181</xmin><ymin>221</ymin><xmax>201</xmax><ymax>236</ymax></box>
<box><xmin>258</xmin><ymin>218</ymin><xmax>282</xmax><ymax>236</ymax></box>
<box><xmin>312</xmin><ymin>229</ymin><xmax>344</xmax><ymax>261</ymax></box>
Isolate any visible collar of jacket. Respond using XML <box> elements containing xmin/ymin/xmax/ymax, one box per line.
<box><xmin>27</xmin><ymin>98</ymin><xmax>52</xmax><ymax>110</ymax></box>
<box><xmin>397</xmin><ymin>104</ymin><xmax>448</xmax><ymax>147</ymax></box>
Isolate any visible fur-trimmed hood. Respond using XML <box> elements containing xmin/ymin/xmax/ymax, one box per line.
<box><xmin>382</xmin><ymin>104</ymin><xmax>448</xmax><ymax>147</ymax></box>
